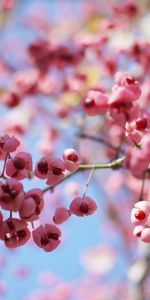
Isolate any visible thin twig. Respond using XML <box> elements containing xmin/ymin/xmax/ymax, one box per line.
<box><xmin>0</xmin><ymin>153</ymin><xmax>9</xmax><ymax>178</ymax></box>
<box><xmin>78</xmin><ymin>132</ymin><xmax>125</xmax><ymax>154</ymax></box>
<box><xmin>82</xmin><ymin>167</ymin><xmax>95</xmax><ymax>199</ymax></box>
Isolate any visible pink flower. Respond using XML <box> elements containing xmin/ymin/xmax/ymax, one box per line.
<box><xmin>114</xmin><ymin>71</ymin><xmax>141</xmax><ymax>100</ymax></box>
<box><xmin>0</xmin><ymin>135</ymin><xmax>20</xmax><ymax>159</ymax></box>
<box><xmin>32</xmin><ymin>224</ymin><xmax>61</xmax><ymax>252</ymax></box>
<box><xmin>34</xmin><ymin>156</ymin><xmax>51</xmax><ymax>179</ymax></box>
<box><xmin>124</xmin><ymin>148</ymin><xmax>149</xmax><ymax>178</ymax></box>
<box><xmin>35</xmin><ymin>156</ymin><xmax>66</xmax><ymax>185</ymax></box>
<box><xmin>69</xmin><ymin>196</ymin><xmax>97</xmax><ymax>217</ymax></box>
<box><xmin>109</xmin><ymin>72</ymin><xmax>141</xmax><ymax>126</ymax></box>
<box><xmin>141</xmin><ymin>226</ymin><xmax>150</xmax><ymax>243</ymax></box>
<box><xmin>125</xmin><ymin>109</ymin><xmax>150</xmax><ymax>143</ymax></box>
<box><xmin>81</xmin><ymin>89</ymin><xmax>108</xmax><ymax>116</ymax></box>
<box><xmin>109</xmin><ymin>102</ymin><xmax>140</xmax><ymax>128</ymax></box>
<box><xmin>125</xmin><ymin>122</ymin><xmax>142</xmax><ymax>144</ymax></box>
<box><xmin>135</xmin><ymin>114</ymin><xmax>150</xmax><ymax>131</ymax></box>
<box><xmin>0</xmin><ymin>218</ymin><xmax>30</xmax><ymax>248</ymax></box>
<box><xmin>0</xmin><ymin>179</ymin><xmax>24</xmax><ymax>212</ymax></box>
<box><xmin>131</xmin><ymin>199</ymin><xmax>150</xmax><ymax>243</ymax></box>
<box><xmin>133</xmin><ymin>225</ymin><xmax>144</xmax><ymax>237</ymax></box>
<box><xmin>109</xmin><ymin>87</ymin><xmax>136</xmax><ymax>110</ymax></box>
<box><xmin>19</xmin><ymin>189</ymin><xmax>44</xmax><ymax>221</ymax></box>
<box><xmin>6</xmin><ymin>152</ymin><xmax>32</xmax><ymax>180</ymax></box>
<box><xmin>131</xmin><ymin>201</ymin><xmax>150</xmax><ymax>225</ymax></box>
<box><xmin>63</xmin><ymin>148</ymin><xmax>80</xmax><ymax>172</ymax></box>
<box><xmin>46</xmin><ymin>158</ymin><xmax>65</xmax><ymax>185</ymax></box>
<box><xmin>53</xmin><ymin>207</ymin><xmax>71</xmax><ymax>224</ymax></box>
<box><xmin>133</xmin><ymin>225</ymin><xmax>150</xmax><ymax>242</ymax></box>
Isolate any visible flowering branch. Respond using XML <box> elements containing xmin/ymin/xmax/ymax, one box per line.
<box><xmin>42</xmin><ymin>156</ymin><xmax>125</xmax><ymax>193</ymax></box>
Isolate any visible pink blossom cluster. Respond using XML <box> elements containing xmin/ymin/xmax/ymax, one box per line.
<box><xmin>82</xmin><ymin>71</ymin><xmax>150</xmax><ymax>179</ymax></box>
<box><xmin>81</xmin><ymin>70</ymin><xmax>150</xmax><ymax>243</ymax></box>
<box><xmin>0</xmin><ymin>136</ymin><xmax>97</xmax><ymax>251</ymax></box>
<box><xmin>82</xmin><ymin>71</ymin><xmax>145</xmax><ymax>130</ymax></box>
<box><xmin>34</xmin><ymin>148</ymin><xmax>80</xmax><ymax>185</ymax></box>
<box><xmin>0</xmin><ymin>0</ymin><xmax>150</xmax><ymax>258</ymax></box>
<box><xmin>2</xmin><ymin>40</ymin><xmax>85</xmax><ymax>109</ymax></box>
<box><xmin>28</xmin><ymin>40</ymin><xmax>84</xmax><ymax>73</ymax></box>
<box><xmin>1</xmin><ymin>1</ymin><xmax>150</xmax><ymax>298</ymax></box>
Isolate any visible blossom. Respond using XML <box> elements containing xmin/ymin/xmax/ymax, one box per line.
<box><xmin>114</xmin><ymin>71</ymin><xmax>141</xmax><ymax>100</ymax></box>
<box><xmin>53</xmin><ymin>207</ymin><xmax>70</xmax><ymax>224</ymax></box>
<box><xmin>35</xmin><ymin>156</ymin><xmax>66</xmax><ymax>185</ymax></box>
<box><xmin>131</xmin><ymin>201</ymin><xmax>150</xmax><ymax>225</ymax></box>
<box><xmin>0</xmin><ymin>179</ymin><xmax>24</xmax><ymax>212</ymax></box>
<box><xmin>19</xmin><ymin>188</ymin><xmax>44</xmax><ymax>221</ymax></box>
<box><xmin>3</xmin><ymin>91</ymin><xmax>20</xmax><ymax>108</ymax></box>
<box><xmin>63</xmin><ymin>148</ymin><xmax>80</xmax><ymax>172</ymax></box>
<box><xmin>124</xmin><ymin>148</ymin><xmax>149</xmax><ymax>178</ymax></box>
<box><xmin>0</xmin><ymin>135</ymin><xmax>20</xmax><ymax>159</ymax></box>
<box><xmin>32</xmin><ymin>224</ymin><xmax>61</xmax><ymax>252</ymax></box>
<box><xmin>81</xmin><ymin>89</ymin><xmax>108</xmax><ymax>116</ymax></box>
<box><xmin>133</xmin><ymin>225</ymin><xmax>150</xmax><ymax>243</ymax></box>
<box><xmin>69</xmin><ymin>196</ymin><xmax>97</xmax><ymax>217</ymax></box>
<box><xmin>6</xmin><ymin>152</ymin><xmax>32</xmax><ymax>180</ymax></box>
<box><xmin>109</xmin><ymin>87</ymin><xmax>136</xmax><ymax>111</ymax></box>
<box><xmin>46</xmin><ymin>158</ymin><xmax>65</xmax><ymax>185</ymax></box>
<box><xmin>0</xmin><ymin>218</ymin><xmax>30</xmax><ymax>248</ymax></box>
<box><xmin>34</xmin><ymin>156</ymin><xmax>51</xmax><ymax>179</ymax></box>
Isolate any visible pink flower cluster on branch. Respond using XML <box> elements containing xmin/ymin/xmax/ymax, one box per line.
<box><xmin>82</xmin><ymin>71</ymin><xmax>150</xmax><ymax>176</ymax></box>
<box><xmin>81</xmin><ymin>71</ymin><xmax>150</xmax><ymax>243</ymax></box>
<box><xmin>0</xmin><ymin>72</ymin><xmax>149</xmax><ymax>250</ymax></box>
<box><xmin>0</xmin><ymin>137</ymin><xmax>98</xmax><ymax>252</ymax></box>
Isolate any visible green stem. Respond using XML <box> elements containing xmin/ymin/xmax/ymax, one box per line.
<box><xmin>42</xmin><ymin>156</ymin><xmax>125</xmax><ymax>193</ymax></box>
<box><xmin>80</xmin><ymin>156</ymin><xmax>125</xmax><ymax>170</ymax></box>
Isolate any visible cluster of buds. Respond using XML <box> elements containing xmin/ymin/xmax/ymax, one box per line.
<box><xmin>33</xmin><ymin>196</ymin><xmax>97</xmax><ymax>252</ymax></box>
<box><xmin>35</xmin><ymin>148</ymin><xmax>80</xmax><ymax>185</ymax></box>
<box><xmin>0</xmin><ymin>135</ymin><xmax>97</xmax><ymax>252</ymax></box>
